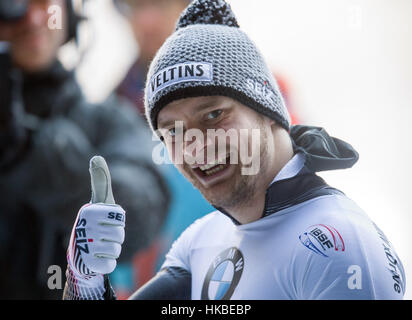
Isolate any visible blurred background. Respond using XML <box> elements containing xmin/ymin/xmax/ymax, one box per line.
<box><xmin>1</xmin><ymin>0</ymin><xmax>411</xmax><ymax>299</ymax></box>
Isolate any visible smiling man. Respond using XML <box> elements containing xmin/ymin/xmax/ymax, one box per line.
<box><xmin>63</xmin><ymin>0</ymin><xmax>406</xmax><ymax>300</ymax></box>
<box><xmin>156</xmin><ymin>95</ymin><xmax>292</xmax><ymax>225</ymax></box>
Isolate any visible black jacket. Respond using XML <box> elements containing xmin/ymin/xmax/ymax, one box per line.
<box><xmin>0</xmin><ymin>53</ymin><xmax>170</xmax><ymax>299</ymax></box>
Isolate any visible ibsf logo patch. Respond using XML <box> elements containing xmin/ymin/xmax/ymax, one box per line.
<box><xmin>147</xmin><ymin>62</ymin><xmax>213</xmax><ymax>101</ymax></box>
<box><xmin>201</xmin><ymin>247</ymin><xmax>244</xmax><ymax>300</ymax></box>
<box><xmin>299</xmin><ymin>224</ymin><xmax>345</xmax><ymax>257</ymax></box>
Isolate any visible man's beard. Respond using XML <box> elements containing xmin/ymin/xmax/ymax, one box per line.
<box><xmin>209</xmin><ymin>169</ymin><xmax>257</xmax><ymax>210</ymax></box>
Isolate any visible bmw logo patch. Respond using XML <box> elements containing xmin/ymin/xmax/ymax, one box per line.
<box><xmin>201</xmin><ymin>247</ymin><xmax>244</xmax><ymax>300</ymax></box>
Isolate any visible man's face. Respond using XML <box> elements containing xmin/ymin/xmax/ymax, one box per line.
<box><xmin>157</xmin><ymin>96</ymin><xmax>276</xmax><ymax>210</ymax></box>
<box><xmin>0</xmin><ymin>0</ymin><xmax>67</xmax><ymax>72</ymax></box>
<box><xmin>125</xmin><ymin>0</ymin><xmax>187</xmax><ymax>64</ymax></box>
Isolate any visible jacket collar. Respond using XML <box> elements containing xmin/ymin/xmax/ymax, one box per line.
<box><xmin>216</xmin><ymin>125</ymin><xmax>357</xmax><ymax>225</ymax></box>
<box><xmin>217</xmin><ymin>160</ymin><xmax>342</xmax><ymax>226</ymax></box>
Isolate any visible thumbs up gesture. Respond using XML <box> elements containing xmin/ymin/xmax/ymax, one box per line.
<box><xmin>64</xmin><ymin>156</ymin><xmax>125</xmax><ymax>299</ymax></box>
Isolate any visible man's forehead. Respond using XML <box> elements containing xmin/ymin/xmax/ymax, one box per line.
<box><xmin>157</xmin><ymin>95</ymin><xmax>228</xmax><ymax>126</ymax></box>
<box><xmin>168</xmin><ymin>95</ymin><xmax>223</xmax><ymax>109</ymax></box>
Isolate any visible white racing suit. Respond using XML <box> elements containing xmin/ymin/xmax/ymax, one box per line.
<box><xmin>128</xmin><ymin>125</ymin><xmax>406</xmax><ymax>300</ymax></box>
<box><xmin>65</xmin><ymin>125</ymin><xmax>406</xmax><ymax>300</ymax></box>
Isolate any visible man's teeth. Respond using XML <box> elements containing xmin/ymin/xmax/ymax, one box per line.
<box><xmin>199</xmin><ymin>163</ymin><xmax>217</xmax><ymax>171</ymax></box>
<box><xmin>203</xmin><ymin>164</ymin><xmax>226</xmax><ymax>176</ymax></box>
<box><xmin>199</xmin><ymin>156</ymin><xmax>229</xmax><ymax>171</ymax></box>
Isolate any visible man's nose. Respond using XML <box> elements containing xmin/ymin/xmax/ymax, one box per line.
<box><xmin>183</xmin><ymin>132</ymin><xmax>214</xmax><ymax>165</ymax></box>
<box><xmin>135</xmin><ymin>6</ymin><xmax>164</xmax><ymax>32</ymax></box>
<box><xmin>24</xmin><ymin>1</ymin><xmax>48</xmax><ymax>28</ymax></box>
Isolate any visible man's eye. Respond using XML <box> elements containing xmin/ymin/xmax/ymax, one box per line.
<box><xmin>206</xmin><ymin>109</ymin><xmax>222</xmax><ymax>120</ymax></box>
<box><xmin>168</xmin><ymin>128</ymin><xmax>176</xmax><ymax>136</ymax></box>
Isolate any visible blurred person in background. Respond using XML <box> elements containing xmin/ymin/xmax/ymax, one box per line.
<box><xmin>114</xmin><ymin>0</ymin><xmax>191</xmax><ymax>115</ymax></box>
<box><xmin>0</xmin><ymin>0</ymin><xmax>169</xmax><ymax>299</ymax></box>
<box><xmin>111</xmin><ymin>0</ymin><xmax>214</xmax><ymax>297</ymax></box>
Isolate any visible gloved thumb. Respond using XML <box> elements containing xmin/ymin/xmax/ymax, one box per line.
<box><xmin>89</xmin><ymin>155</ymin><xmax>115</xmax><ymax>204</ymax></box>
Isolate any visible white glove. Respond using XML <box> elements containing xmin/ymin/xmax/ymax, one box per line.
<box><xmin>63</xmin><ymin>156</ymin><xmax>126</xmax><ymax>300</ymax></box>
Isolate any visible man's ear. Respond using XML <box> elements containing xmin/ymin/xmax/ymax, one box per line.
<box><xmin>268</xmin><ymin>118</ymin><xmax>284</xmax><ymax>137</ymax></box>
<box><xmin>262</xmin><ymin>115</ymin><xmax>276</xmax><ymax>129</ymax></box>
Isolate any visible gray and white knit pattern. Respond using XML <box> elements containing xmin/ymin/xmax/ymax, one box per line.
<box><xmin>144</xmin><ymin>0</ymin><xmax>291</xmax><ymax>132</ymax></box>
<box><xmin>177</xmin><ymin>0</ymin><xmax>239</xmax><ymax>29</ymax></box>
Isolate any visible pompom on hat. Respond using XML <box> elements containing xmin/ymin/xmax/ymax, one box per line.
<box><xmin>144</xmin><ymin>0</ymin><xmax>291</xmax><ymax>133</ymax></box>
<box><xmin>176</xmin><ymin>0</ymin><xmax>239</xmax><ymax>29</ymax></box>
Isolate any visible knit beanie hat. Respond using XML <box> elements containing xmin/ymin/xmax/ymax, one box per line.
<box><xmin>144</xmin><ymin>0</ymin><xmax>291</xmax><ymax>133</ymax></box>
